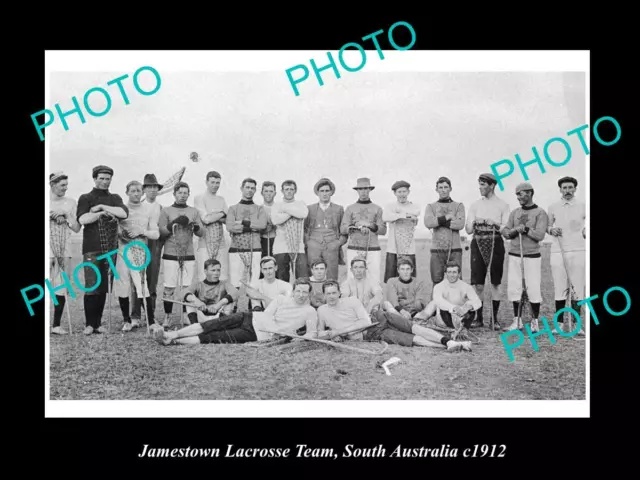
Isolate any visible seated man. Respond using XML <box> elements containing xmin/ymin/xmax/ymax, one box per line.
<box><xmin>426</xmin><ymin>261</ymin><xmax>482</xmax><ymax>333</ymax></box>
<box><xmin>340</xmin><ymin>257</ymin><xmax>384</xmax><ymax>314</ymax></box>
<box><xmin>180</xmin><ymin>258</ymin><xmax>239</xmax><ymax>325</ymax></box>
<box><xmin>154</xmin><ymin>278</ymin><xmax>317</xmax><ymax>345</ymax></box>
<box><xmin>384</xmin><ymin>258</ymin><xmax>430</xmax><ymax>319</ymax></box>
<box><xmin>308</xmin><ymin>281</ymin><xmax>471</xmax><ymax>352</ymax></box>
<box><xmin>308</xmin><ymin>260</ymin><xmax>329</xmax><ymax>309</ymax></box>
<box><xmin>246</xmin><ymin>256</ymin><xmax>292</xmax><ymax>310</ymax></box>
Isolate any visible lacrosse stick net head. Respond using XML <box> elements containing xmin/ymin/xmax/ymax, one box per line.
<box><xmin>156</xmin><ymin>167</ymin><xmax>186</xmax><ymax>197</ymax></box>
<box><xmin>204</xmin><ymin>223</ymin><xmax>223</xmax><ymax>260</ymax></box>
<box><xmin>232</xmin><ymin>231</ymin><xmax>254</xmax><ymax>282</ymax></box>
<box><xmin>98</xmin><ymin>214</ymin><xmax>119</xmax><ymax>254</ymax></box>
<box><xmin>50</xmin><ymin>219</ymin><xmax>69</xmax><ymax>270</ymax></box>
<box><xmin>473</xmin><ymin>221</ymin><xmax>498</xmax><ymax>266</ymax></box>
<box><xmin>284</xmin><ymin>217</ymin><xmax>303</xmax><ymax>274</ymax></box>
<box><xmin>172</xmin><ymin>222</ymin><xmax>194</xmax><ymax>268</ymax></box>
<box><xmin>395</xmin><ymin>218</ymin><xmax>416</xmax><ymax>257</ymax></box>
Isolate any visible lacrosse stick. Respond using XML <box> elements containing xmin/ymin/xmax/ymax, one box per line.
<box><xmin>395</xmin><ymin>217</ymin><xmax>416</xmax><ymax>261</ymax></box>
<box><xmin>127</xmin><ymin>238</ymin><xmax>150</xmax><ymax>335</ymax></box>
<box><xmin>172</xmin><ymin>222</ymin><xmax>194</xmax><ymax>329</ymax></box>
<box><xmin>232</xmin><ymin>231</ymin><xmax>254</xmax><ymax>312</ymax></box>
<box><xmin>259</xmin><ymin>329</ymin><xmax>389</xmax><ymax>355</ymax></box>
<box><xmin>204</xmin><ymin>222</ymin><xmax>223</xmax><ymax>261</ymax></box>
<box><xmin>98</xmin><ymin>214</ymin><xmax>119</xmax><ymax>333</ymax></box>
<box><xmin>558</xmin><ymin>237</ymin><xmax>580</xmax><ymax>334</ymax></box>
<box><xmin>50</xmin><ymin>219</ymin><xmax>73</xmax><ymax>334</ymax></box>
<box><xmin>348</xmin><ymin>226</ymin><xmax>371</xmax><ymax>265</ymax></box>
<box><xmin>474</xmin><ymin>220</ymin><xmax>497</xmax><ymax>330</ymax></box>
<box><xmin>284</xmin><ymin>217</ymin><xmax>303</xmax><ymax>280</ymax></box>
<box><xmin>517</xmin><ymin>233</ymin><xmax>529</xmax><ymax>330</ymax></box>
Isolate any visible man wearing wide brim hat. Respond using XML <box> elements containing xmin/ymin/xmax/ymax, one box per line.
<box><xmin>502</xmin><ymin>181</ymin><xmax>548</xmax><ymax>333</ymax></box>
<box><xmin>304</xmin><ymin>177</ymin><xmax>348</xmax><ymax>281</ymax></box>
<box><xmin>76</xmin><ymin>165</ymin><xmax>129</xmax><ymax>335</ymax></box>
<box><xmin>130</xmin><ymin>173</ymin><xmax>166</xmax><ymax>324</ymax></box>
<box><xmin>546</xmin><ymin>175</ymin><xmax>585</xmax><ymax>335</ymax></box>
<box><xmin>465</xmin><ymin>173</ymin><xmax>511</xmax><ymax>330</ymax></box>
<box><xmin>340</xmin><ymin>177</ymin><xmax>387</xmax><ymax>283</ymax></box>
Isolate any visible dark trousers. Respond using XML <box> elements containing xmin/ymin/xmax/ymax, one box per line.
<box><xmin>384</xmin><ymin>253</ymin><xmax>416</xmax><ymax>283</ymax></box>
<box><xmin>82</xmin><ymin>251</ymin><xmax>113</xmax><ymax>328</ymax></box>
<box><xmin>430</xmin><ymin>249</ymin><xmax>463</xmax><ymax>284</ymax></box>
<box><xmin>131</xmin><ymin>238</ymin><xmax>163</xmax><ymax>318</ymax></box>
<box><xmin>440</xmin><ymin>309</ymin><xmax>476</xmax><ymax>329</ymax></box>
<box><xmin>306</xmin><ymin>236</ymin><xmax>341</xmax><ymax>281</ymax></box>
<box><xmin>275</xmin><ymin>252</ymin><xmax>309</xmax><ymax>282</ymax></box>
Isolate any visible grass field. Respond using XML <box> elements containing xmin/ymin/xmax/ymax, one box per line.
<box><xmin>49</xmin><ymin>237</ymin><xmax>585</xmax><ymax>400</ymax></box>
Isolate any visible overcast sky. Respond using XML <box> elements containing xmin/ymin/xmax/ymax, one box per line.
<box><xmin>49</xmin><ymin>71</ymin><xmax>586</xmax><ymax>238</ymax></box>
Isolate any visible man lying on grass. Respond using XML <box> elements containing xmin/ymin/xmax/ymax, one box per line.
<box><xmin>154</xmin><ymin>278</ymin><xmax>317</xmax><ymax>346</ymax></box>
<box><xmin>307</xmin><ymin>281</ymin><xmax>472</xmax><ymax>352</ymax></box>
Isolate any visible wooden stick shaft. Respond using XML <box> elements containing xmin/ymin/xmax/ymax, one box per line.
<box><xmin>162</xmin><ymin>297</ymin><xmax>198</xmax><ymax>308</ymax></box>
<box><xmin>326</xmin><ymin>322</ymin><xmax>379</xmax><ymax>340</ymax></box>
<box><xmin>259</xmin><ymin>328</ymin><xmax>385</xmax><ymax>355</ymax></box>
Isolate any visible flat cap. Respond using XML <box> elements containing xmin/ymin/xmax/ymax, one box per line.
<box><xmin>391</xmin><ymin>180</ymin><xmax>411</xmax><ymax>191</ymax></box>
<box><xmin>557</xmin><ymin>176</ymin><xmax>578</xmax><ymax>187</ymax></box>
<box><xmin>92</xmin><ymin>165</ymin><xmax>114</xmax><ymax>177</ymax></box>
<box><xmin>478</xmin><ymin>173</ymin><xmax>496</xmax><ymax>185</ymax></box>
<box><xmin>49</xmin><ymin>171</ymin><xmax>67</xmax><ymax>183</ymax></box>
<box><xmin>515</xmin><ymin>182</ymin><xmax>534</xmax><ymax>193</ymax></box>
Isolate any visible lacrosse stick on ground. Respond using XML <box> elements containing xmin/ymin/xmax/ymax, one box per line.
<box><xmin>98</xmin><ymin>213</ymin><xmax>119</xmax><ymax>333</ymax></box>
<box><xmin>50</xmin><ymin>218</ymin><xmax>73</xmax><ymax>334</ymax></box>
<box><xmin>283</xmin><ymin>216</ymin><xmax>303</xmax><ymax>280</ymax></box>
<box><xmin>474</xmin><ymin>220</ymin><xmax>498</xmax><ymax>330</ymax></box>
<box><xmin>172</xmin><ymin>220</ymin><xmax>194</xmax><ymax>330</ymax></box>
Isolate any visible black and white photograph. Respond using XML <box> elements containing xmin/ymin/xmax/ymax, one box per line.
<box><xmin>44</xmin><ymin>50</ymin><xmax>588</xmax><ymax>417</ymax></box>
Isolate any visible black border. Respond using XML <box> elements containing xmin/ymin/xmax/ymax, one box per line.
<box><xmin>15</xmin><ymin>13</ymin><xmax>633</xmax><ymax>473</ymax></box>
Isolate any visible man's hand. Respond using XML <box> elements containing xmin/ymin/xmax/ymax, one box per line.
<box><xmin>127</xmin><ymin>225</ymin><xmax>145</xmax><ymax>238</ymax></box>
<box><xmin>90</xmin><ymin>205</ymin><xmax>104</xmax><ymax>213</ymax></box>
<box><xmin>405</xmin><ymin>213</ymin><xmax>418</xmax><ymax>221</ymax></box>
<box><xmin>550</xmin><ymin>227</ymin><xmax>562</xmax><ymax>236</ymax></box>
<box><xmin>360</xmin><ymin>226</ymin><xmax>370</xmax><ymax>235</ymax></box>
<box><xmin>515</xmin><ymin>224</ymin><xmax>526</xmax><ymax>233</ymax></box>
<box><xmin>484</xmin><ymin>219</ymin><xmax>496</xmax><ymax>227</ymax></box>
<box><xmin>445</xmin><ymin>213</ymin><xmax>453</xmax><ymax>221</ymax></box>
<box><xmin>55</xmin><ymin>215</ymin><xmax>68</xmax><ymax>225</ymax></box>
<box><xmin>400</xmin><ymin>309</ymin><xmax>412</xmax><ymax>319</ymax></box>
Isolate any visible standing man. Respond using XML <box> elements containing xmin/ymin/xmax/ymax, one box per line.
<box><xmin>76</xmin><ymin>165</ymin><xmax>129</xmax><ymax>335</ymax></box>
<box><xmin>547</xmin><ymin>176</ymin><xmax>586</xmax><ymax>335</ymax></box>
<box><xmin>259</xmin><ymin>181</ymin><xmax>277</xmax><ymax>259</ymax></box>
<box><xmin>424</xmin><ymin>177</ymin><xmax>465</xmax><ymax>286</ymax></box>
<box><xmin>341</xmin><ymin>178</ymin><xmax>387</xmax><ymax>283</ymax></box>
<box><xmin>158</xmin><ymin>181</ymin><xmax>204</xmax><ymax>326</ymax></box>
<box><xmin>271</xmin><ymin>180</ymin><xmax>309</xmax><ymax>282</ymax></box>
<box><xmin>502</xmin><ymin>182</ymin><xmax>548</xmax><ymax>332</ymax></box>
<box><xmin>49</xmin><ymin>171</ymin><xmax>82</xmax><ymax>334</ymax></box>
<box><xmin>226</xmin><ymin>178</ymin><xmax>268</xmax><ymax>289</ymax></box>
<box><xmin>465</xmin><ymin>173</ymin><xmax>511</xmax><ymax>329</ymax></box>
<box><xmin>194</xmin><ymin>171</ymin><xmax>229</xmax><ymax>282</ymax></box>
<box><xmin>340</xmin><ymin>258</ymin><xmax>384</xmax><ymax>314</ymax></box>
<box><xmin>114</xmin><ymin>180</ymin><xmax>160</xmax><ymax>331</ymax></box>
<box><xmin>304</xmin><ymin>178</ymin><xmax>347</xmax><ymax>281</ymax></box>
<box><xmin>130</xmin><ymin>173</ymin><xmax>163</xmax><ymax>324</ymax></box>
<box><xmin>382</xmin><ymin>180</ymin><xmax>421</xmax><ymax>283</ymax></box>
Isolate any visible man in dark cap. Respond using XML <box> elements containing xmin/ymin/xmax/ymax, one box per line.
<box><xmin>341</xmin><ymin>178</ymin><xmax>387</xmax><ymax>283</ymax></box>
<box><xmin>547</xmin><ymin>176</ymin><xmax>585</xmax><ymax>335</ymax></box>
<box><xmin>382</xmin><ymin>180</ymin><xmax>421</xmax><ymax>283</ymax></box>
<box><xmin>304</xmin><ymin>177</ymin><xmax>347</xmax><ymax>281</ymax></box>
<box><xmin>76</xmin><ymin>165</ymin><xmax>129</xmax><ymax>335</ymax></box>
<box><xmin>49</xmin><ymin>171</ymin><xmax>82</xmax><ymax>334</ymax></box>
<box><xmin>503</xmin><ymin>182</ymin><xmax>548</xmax><ymax>333</ymax></box>
<box><xmin>424</xmin><ymin>176</ymin><xmax>465</xmax><ymax>287</ymax></box>
<box><xmin>130</xmin><ymin>173</ymin><xmax>164</xmax><ymax>325</ymax></box>
<box><xmin>465</xmin><ymin>173</ymin><xmax>511</xmax><ymax>330</ymax></box>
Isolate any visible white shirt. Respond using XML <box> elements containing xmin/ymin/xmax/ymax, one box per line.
<box><xmin>465</xmin><ymin>194</ymin><xmax>510</xmax><ymax>234</ymax></box>
<box><xmin>433</xmin><ymin>278</ymin><xmax>482</xmax><ymax>312</ymax></box>
<box><xmin>547</xmin><ymin>197</ymin><xmax>585</xmax><ymax>253</ymax></box>
<box><xmin>381</xmin><ymin>201</ymin><xmax>422</xmax><ymax>254</ymax></box>
<box><xmin>249</xmin><ymin>278</ymin><xmax>292</xmax><ymax>309</ymax></box>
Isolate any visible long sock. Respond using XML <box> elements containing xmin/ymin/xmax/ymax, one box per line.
<box><xmin>475</xmin><ymin>305</ymin><xmax>483</xmax><ymax>324</ymax></box>
<box><xmin>555</xmin><ymin>300</ymin><xmax>566</xmax><ymax>322</ymax></box>
<box><xmin>119</xmin><ymin>297</ymin><xmax>131</xmax><ymax>322</ymax></box>
<box><xmin>531</xmin><ymin>303</ymin><xmax>540</xmax><ymax>319</ymax></box>
<box><xmin>84</xmin><ymin>295</ymin><xmax>100</xmax><ymax>328</ymax></box>
<box><xmin>145</xmin><ymin>297</ymin><xmax>155</xmax><ymax>325</ymax></box>
<box><xmin>440</xmin><ymin>335</ymin><xmax>452</xmax><ymax>346</ymax></box>
<box><xmin>188</xmin><ymin>312</ymin><xmax>198</xmax><ymax>324</ymax></box>
<box><xmin>513</xmin><ymin>301</ymin><xmax>520</xmax><ymax>317</ymax></box>
<box><xmin>164</xmin><ymin>301</ymin><xmax>173</xmax><ymax>314</ymax></box>
<box><xmin>492</xmin><ymin>300</ymin><xmax>500</xmax><ymax>322</ymax></box>
<box><xmin>53</xmin><ymin>295</ymin><xmax>66</xmax><ymax>327</ymax></box>
<box><xmin>95</xmin><ymin>294</ymin><xmax>107</xmax><ymax>329</ymax></box>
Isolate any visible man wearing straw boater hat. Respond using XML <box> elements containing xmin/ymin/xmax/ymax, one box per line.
<box><xmin>49</xmin><ymin>171</ymin><xmax>82</xmax><ymax>334</ymax></box>
<box><xmin>382</xmin><ymin>180</ymin><xmax>421</xmax><ymax>283</ymax></box>
<box><xmin>502</xmin><ymin>181</ymin><xmax>548</xmax><ymax>333</ymax></box>
<box><xmin>76</xmin><ymin>165</ymin><xmax>129</xmax><ymax>335</ymax></box>
<box><xmin>341</xmin><ymin>177</ymin><xmax>387</xmax><ymax>283</ymax></box>
<box><xmin>304</xmin><ymin>177</ymin><xmax>347</xmax><ymax>282</ymax></box>
<box><xmin>547</xmin><ymin>176</ymin><xmax>585</xmax><ymax>335</ymax></box>
<box><xmin>465</xmin><ymin>173</ymin><xmax>510</xmax><ymax>330</ymax></box>
<box><xmin>130</xmin><ymin>173</ymin><xmax>164</xmax><ymax>324</ymax></box>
